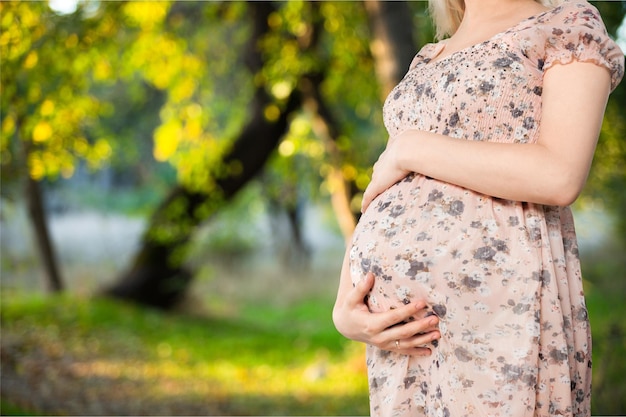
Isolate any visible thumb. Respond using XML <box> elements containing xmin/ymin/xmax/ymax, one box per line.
<box><xmin>361</xmin><ymin>187</ymin><xmax>375</xmax><ymax>213</ymax></box>
<box><xmin>348</xmin><ymin>272</ymin><xmax>375</xmax><ymax>306</ymax></box>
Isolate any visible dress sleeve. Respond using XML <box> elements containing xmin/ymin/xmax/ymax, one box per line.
<box><xmin>542</xmin><ymin>2</ymin><xmax>624</xmax><ymax>92</ymax></box>
<box><xmin>408</xmin><ymin>43</ymin><xmax>441</xmax><ymax>70</ymax></box>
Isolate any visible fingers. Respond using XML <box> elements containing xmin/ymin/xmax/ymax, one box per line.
<box><xmin>351</xmin><ymin>278</ymin><xmax>433</xmax><ymax>335</ymax></box>
<box><xmin>391</xmin><ymin>340</ymin><xmax>436</xmax><ymax>357</ymax></box>
<box><xmin>375</xmin><ymin>300</ymin><xmax>430</xmax><ymax>332</ymax></box>
<box><xmin>381</xmin><ymin>314</ymin><xmax>441</xmax><ymax>356</ymax></box>
<box><xmin>361</xmin><ymin>187</ymin><xmax>376</xmax><ymax>213</ymax></box>
<box><xmin>387</xmin><ymin>315</ymin><xmax>439</xmax><ymax>342</ymax></box>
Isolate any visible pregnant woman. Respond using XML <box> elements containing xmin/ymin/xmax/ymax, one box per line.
<box><xmin>333</xmin><ymin>0</ymin><xmax>624</xmax><ymax>416</ymax></box>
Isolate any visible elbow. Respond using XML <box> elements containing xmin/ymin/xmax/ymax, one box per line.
<box><xmin>539</xmin><ymin>172</ymin><xmax>585</xmax><ymax>207</ymax></box>
<box><xmin>546</xmin><ymin>190</ymin><xmax>580</xmax><ymax>207</ymax></box>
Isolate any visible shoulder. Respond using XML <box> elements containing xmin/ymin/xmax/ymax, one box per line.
<box><xmin>521</xmin><ymin>1</ymin><xmax>610</xmax><ymax>43</ymax></box>
<box><xmin>408</xmin><ymin>42</ymin><xmax>446</xmax><ymax>69</ymax></box>
<box><xmin>519</xmin><ymin>1</ymin><xmax>624</xmax><ymax>91</ymax></box>
<box><xmin>534</xmin><ymin>1</ymin><xmax>602</xmax><ymax>26</ymax></box>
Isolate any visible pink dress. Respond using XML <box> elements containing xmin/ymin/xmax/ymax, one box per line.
<box><xmin>348</xmin><ymin>2</ymin><xmax>624</xmax><ymax>416</ymax></box>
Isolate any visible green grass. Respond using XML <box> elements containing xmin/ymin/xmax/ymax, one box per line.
<box><xmin>0</xmin><ymin>400</ymin><xmax>37</xmax><ymax>416</ymax></box>
<box><xmin>0</xmin><ymin>292</ymin><xmax>369</xmax><ymax>416</ymax></box>
<box><xmin>581</xmin><ymin>237</ymin><xmax>626</xmax><ymax>415</ymax></box>
<box><xmin>585</xmin><ymin>287</ymin><xmax>626</xmax><ymax>416</ymax></box>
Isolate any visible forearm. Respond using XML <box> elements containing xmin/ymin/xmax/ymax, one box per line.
<box><xmin>395</xmin><ymin>131</ymin><xmax>590</xmax><ymax>206</ymax></box>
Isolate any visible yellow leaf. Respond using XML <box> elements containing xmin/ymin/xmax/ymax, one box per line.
<box><xmin>2</xmin><ymin>114</ymin><xmax>15</xmax><ymax>136</ymax></box>
<box><xmin>65</xmin><ymin>33</ymin><xmax>78</xmax><ymax>48</ymax></box>
<box><xmin>27</xmin><ymin>152</ymin><xmax>45</xmax><ymax>180</ymax></box>
<box><xmin>32</xmin><ymin>121</ymin><xmax>52</xmax><ymax>142</ymax></box>
<box><xmin>61</xmin><ymin>162</ymin><xmax>75</xmax><ymax>179</ymax></box>
<box><xmin>271</xmin><ymin>81</ymin><xmax>292</xmax><ymax>100</ymax></box>
<box><xmin>93</xmin><ymin>139</ymin><xmax>112</xmax><ymax>160</ymax></box>
<box><xmin>123</xmin><ymin>1</ymin><xmax>169</xmax><ymax>29</ymax></box>
<box><xmin>154</xmin><ymin>120</ymin><xmax>181</xmax><ymax>162</ymax></box>
<box><xmin>171</xmin><ymin>77</ymin><xmax>196</xmax><ymax>102</ymax></box>
<box><xmin>40</xmin><ymin>99</ymin><xmax>54</xmax><ymax>116</ymax></box>
<box><xmin>341</xmin><ymin>164</ymin><xmax>357</xmax><ymax>181</ymax></box>
<box><xmin>74</xmin><ymin>137</ymin><xmax>89</xmax><ymax>156</ymax></box>
<box><xmin>23</xmin><ymin>50</ymin><xmax>38</xmax><ymax>69</ymax></box>
<box><xmin>94</xmin><ymin>59</ymin><xmax>112</xmax><ymax>81</ymax></box>
<box><xmin>278</xmin><ymin>139</ymin><xmax>295</xmax><ymax>157</ymax></box>
<box><xmin>185</xmin><ymin>119</ymin><xmax>202</xmax><ymax>140</ymax></box>
<box><xmin>264</xmin><ymin>104</ymin><xmax>280</xmax><ymax>122</ymax></box>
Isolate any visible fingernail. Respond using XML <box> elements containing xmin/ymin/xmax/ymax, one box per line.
<box><xmin>429</xmin><ymin>317</ymin><xmax>438</xmax><ymax>326</ymax></box>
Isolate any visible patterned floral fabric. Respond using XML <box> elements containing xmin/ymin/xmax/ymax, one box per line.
<box><xmin>348</xmin><ymin>2</ymin><xmax>624</xmax><ymax>416</ymax></box>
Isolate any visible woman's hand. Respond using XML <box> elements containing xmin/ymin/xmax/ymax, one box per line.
<box><xmin>333</xmin><ymin>272</ymin><xmax>441</xmax><ymax>356</ymax></box>
<box><xmin>361</xmin><ymin>135</ymin><xmax>411</xmax><ymax>213</ymax></box>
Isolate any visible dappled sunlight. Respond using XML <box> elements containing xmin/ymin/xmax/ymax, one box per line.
<box><xmin>66</xmin><ymin>353</ymin><xmax>366</xmax><ymax>397</ymax></box>
<box><xmin>184</xmin><ymin>346</ymin><xmax>367</xmax><ymax>398</ymax></box>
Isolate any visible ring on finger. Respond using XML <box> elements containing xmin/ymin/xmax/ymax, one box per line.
<box><xmin>395</xmin><ymin>340</ymin><xmax>400</xmax><ymax>349</ymax></box>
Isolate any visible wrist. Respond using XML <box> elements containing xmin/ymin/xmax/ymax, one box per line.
<box><xmin>394</xmin><ymin>130</ymin><xmax>417</xmax><ymax>172</ymax></box>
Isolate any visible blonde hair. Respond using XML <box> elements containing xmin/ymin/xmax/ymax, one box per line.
<box><xmin>428</xmin><ymin>0</ymin><xmax>565</xmax><ymax>40</ymax></box>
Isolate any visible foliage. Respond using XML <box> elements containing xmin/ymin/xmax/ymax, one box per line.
<box><xmin>2</xmin><ymin>1</ymin><xmax>625</xmax><ymax>232</ymax></box>
<box><xmin>577</xmin><ymin>217</ymin><xmax>626</xmax><ymax>415</ymax></box>
<box><xmin>259</xmin><ymin>1</ymin><xmax>390</xmax><ymax>211</ymax></box>
<box><xmin>586</xmin><ymin>288</ymin><xmax>626</xmax><ymax>416</ymax></box>
<box><xmin>1</xmin><ymin>1</ymin><xmax>116</xmax><ymax>181</ymax></box>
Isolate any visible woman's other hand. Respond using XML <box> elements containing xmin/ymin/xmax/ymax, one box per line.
<box><xmin>333</xmin><ymin>272</ymin><xmax>440</xmax><ymax>356</ymax></box>
<box><xmin>361</xmin><ymin>136</ymin><xmax>411</xmax><ymax>213</ymax></box>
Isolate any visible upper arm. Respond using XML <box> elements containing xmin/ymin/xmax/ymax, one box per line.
<box><xmin>536</xmin><ymin>61</ymin><xmax>611</xmax><ymax>202</ymax></box>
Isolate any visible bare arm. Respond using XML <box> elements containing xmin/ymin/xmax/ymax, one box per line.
<box><xmin>333</xmin><ymin>249</ymin><xmax>440</xmax><ymax>355</ymax></box>
<box><xmin>362</xmin><ymin>61</ymin><xmax>612</xmax><ymax>211</ymax></box>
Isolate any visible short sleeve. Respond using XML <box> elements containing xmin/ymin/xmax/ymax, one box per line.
<box><xmin>408</xmin><ymin>43</ymin><xmax>444</xmax><ymax>70</ymax></box>
<box><xmin>542</xmin><ymin>2</ymin><xmax>624</xmax><ymax>92</ymax></box>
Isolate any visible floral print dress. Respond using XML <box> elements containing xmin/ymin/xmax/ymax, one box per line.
<box><xmin>348</xmin><ymin>2</ymin><xmax>624</xmax><ymax>416</ymax></box>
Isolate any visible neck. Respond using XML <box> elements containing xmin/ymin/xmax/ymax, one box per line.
<box><xmin>457</xmin><ymin>0</ymin><xmax>546</xmax><ymax>31</ymax></box>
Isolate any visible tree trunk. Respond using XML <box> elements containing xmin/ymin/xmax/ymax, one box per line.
<box><xmin>364</xmin><ymin>1</ymin><xmax>418</xmax><ymax>99</ymax></box>
<box><xmin>104</xmin><ymin>2</ymin><xmax>300</xmax><ymax>309</ymax></box>
<box><xmin>25</xmin><ymin>175</ymin><xmax>64</xmax><ymax>292</ymax></box>
<box><xmin>19</xmin><ymin>130</ymin><xmax>64</xmax><ymax>292</ymax></box>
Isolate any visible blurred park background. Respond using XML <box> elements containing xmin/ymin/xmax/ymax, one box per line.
<box><xmin>1</xmin><ymin>1</ymin><xmax>625</xmax><ymax>415</ymax></box>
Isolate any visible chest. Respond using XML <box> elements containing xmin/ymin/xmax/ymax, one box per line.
<box><xmin>383</xmin><ymin>40</ymin><xmax>544</xmax><ymax>143</ymax></box>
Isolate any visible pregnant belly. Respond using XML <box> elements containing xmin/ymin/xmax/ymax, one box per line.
<box><xmin>348</xmin><ymin>173</ymin><xmax>540</xmax><ymax>316</ymax></box>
